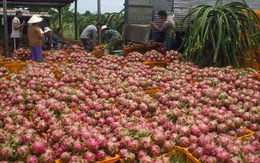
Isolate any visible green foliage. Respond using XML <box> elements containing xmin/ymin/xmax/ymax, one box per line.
<box><xmin>26</xmin><ymin>6</ymin><xmax>124</xmax><ymax>40</ymax></box>
<box><xmin>77</xmin><ymin>9</ymin><xmax>124</xmax><ymax>35</ymax></box>
<box><xmin>102</xmin><ymin>9</ymin><xmax>124</xmax><ymax>34</ymax></box>
<box><xmin>180</xmin><ymin>0</ymin><xmax>260</xmax><ymax>67</ymax></box>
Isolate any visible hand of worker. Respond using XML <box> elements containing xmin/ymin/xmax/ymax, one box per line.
<box><xmin>21</xmin><ymin>22</ymin><xmax>25</xmax><ymax>27</ymax></box>
<box><xmin>150</xmin><ymin>21</ymin><xmax>156</xmax><ymax>27</ymax></box>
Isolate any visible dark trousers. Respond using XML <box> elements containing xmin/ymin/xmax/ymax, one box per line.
<box><xmin>12</xmin><ymin>38</ymin><xmax>21</xmax><ymax>50</ymax></box>
<box><xmin>81</xmin><ymin>38</ymin><xmax>93</xmax><ymax>52</ymax></box>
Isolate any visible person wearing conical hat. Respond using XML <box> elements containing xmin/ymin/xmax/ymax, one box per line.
<box><xmin>27</xmin><ymin>15</ymin><xmax>44</xmax><ymax>62</ymax></box>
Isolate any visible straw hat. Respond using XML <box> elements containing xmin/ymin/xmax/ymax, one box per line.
<box><xmin>28</xmin><ymin>15</ymin><xmax>43</xmax><ymax>24</ymax></box>
<box><xmin>101</xmin><ymin>25</ymin><xmax>108</xmax><ymax>30</ymax></box>
<box><xmin>16</xmin><ymin>10</ymin><xmax>23</xmax><ymax>14</ymax></box>
<box><xmin>44</xmin><ymin>27</ymin><xmax>52</xmax><ymax>33</ymax></box>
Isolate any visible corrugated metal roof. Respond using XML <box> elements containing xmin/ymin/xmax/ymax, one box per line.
<box><xmin>0</xmin><ymin>9</ymin><xmax>50</xmax><ymax>17</ymax></box>
<box><xmin>0</xmin><ymin>0</ymin><xmax>75</xmax><ymax>8</ymax></box>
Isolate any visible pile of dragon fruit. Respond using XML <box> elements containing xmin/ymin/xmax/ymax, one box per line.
<box><xmin>0</xmin><ymin>49</ymin><xmax>259</xmax><ymax>163</ymax></box>
<box><xmin>12</xmin><ymin>48</ymin><xmax>31</xmax><ymax>61</ymax></box>
<box><xmin>0</xmin><ymin>66</ymin><xmax>9</xmax><ymax>77</ymax></box>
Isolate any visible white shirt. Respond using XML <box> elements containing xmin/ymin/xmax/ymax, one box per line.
<box><xmin>11</xmin><ymin>17</ymin><xmax>21</xmax><ymax>38</ymax></box>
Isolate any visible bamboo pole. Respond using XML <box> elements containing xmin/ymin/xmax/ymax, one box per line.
<box><xmin>3</xmin><ymin>0</ymin><xmax>9</xmax><ymax>57</ymax></box>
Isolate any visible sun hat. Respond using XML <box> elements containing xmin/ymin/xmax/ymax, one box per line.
<box><xmin>101</xmin><ymin>25</ymin><xmax>108</xmax><ymax>30</ymax></box>
<box><xmin>44</xmin><ymin>27</ymin><xmax>52</xmax><ymax>33</ymax></box>
<box><xmin>16</xmin><ymin>10</ymin><xmax>23</xmax><ymax>14</ymax></box>
<box><xmin>28</xmin><ymin>15</ymin><xmax>43</xmax><ymax>24</ymax></box>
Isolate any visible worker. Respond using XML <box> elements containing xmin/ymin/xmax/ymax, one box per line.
<box><xmin>10</xmin><ymin>10</ymin><xmax>25</xmax><ymax>50</ymax></box>
<box><xmin>80</xmin><ymin>23</ymin><xmax>101</xmax><ymax>52</ymax></box>
<box><xmin>101</xmin><ymin>25</ymin><xmax>123</xmax><ymax>55</ymax></box>
<box><xmin>53</xmin><ymin>27</ymin><xmax>67</xmax><ymax>49</ymax></box>
<box><xmin>27</xmin><ymin>15</ymin><xmax>44</xmax><ymax>62</ymax></box>
<box><xmin>42</xmin><ymin>27</ymin><xmax>53</xmax><ymax>50</ymax></box>
<box><xmin>150</xmin><ymin>11</ymin><xmax>176</xmax><ymax>51</ymax></box>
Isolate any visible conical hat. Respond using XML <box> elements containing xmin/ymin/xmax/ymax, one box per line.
<box><xmin>28</xmin><ymin>15</ymin><xmax>43</xmax><ymax>24</ymax></box>
<box><xmin>101</xmin><ymin>25</ymin><xmax>108</xmax><ymax>30</ymax></box>
<box><xmin>44</xmin><ymin>27</ymin><xmax>52</xmax><ymax>33</ymax></box>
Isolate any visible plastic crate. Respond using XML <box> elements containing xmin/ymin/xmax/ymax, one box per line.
<box><xmin>23</xmin><ymin>110</ymin><xmax>34</xmax><ymax>122</ymax></box>
<box><xmin>55</xmin><ymin>74</ymin><xmax>62</xmax><ymax>80</ymax></box>
<box><xmin>92</xmin><ymin>50</ymin><xmax>104</xmax><ymax>58</ymax></box>
<box><xmin>97</xmin><ymin>154</ymin><xmax>120</xmax><ymax>163</ymax></box>
<box><xmin>52</xmin><ymin>68</ymin><xmax>60</xmax><ymax>74</ymax></box>
<box><xmin>91</xmin><ymin>67</ymin><xmax>97</xmax><ymax>71</ymax></box>
<box><xmin>4</xmin><ymin>74</ymin><xmax>12</xmax><ymax>80</ymax></box>
<box><xmin>251</xmin><ymin>73</ymin><xmax>260</xmax><ymax>81</ymax></box>
<box><xmin>143</xmin><ymin>88</ymin><xmax>162</xmax><ymax>94</ymax></box>
<box><xmin>238</xmin><ymin>129</ymin><xmax>255</xmax><ymax>140</ymax></box>
<box><xmin>143</xmin><ymin>61</ymin><xmax>167</xmax><ymax>68</ymax></box>
<box><xmin>175</xmin><ymin>146</ymin><xmax>200</xmax><ymax>163</ymax></box>
<box><xmin>0</xmin><ymin>61</ymin><xmax>14</xmax><ymax>66</ymax></box>
<box><xmin>160</xmin><ymin>149</ymin><xmax>177</xmax><ymax>158</ymax></box>
<box><xmin>144</xmin><ymin>88</ymin><xmax>162</xmax><ymax>98</ymax></box>
<box><xmin>120</xmin><ymin>151</ymin><xmax>176</xmax><ymax>163</ymax></box>
<box><xmin>71</xmin><ymin>107</ymin><xmax>78</xmax><ymax>112</ymax></box>
<box><xmin>242</xmin><ymin>59</ymin><xmax>260</xmax><ymax>70</ymax></box>
<box><xmin>23</xmin><ymin>110</ymin><xmax>32</xmax><ymax>117</ymax></box>
<box><xmin>123</xmin><ymin>48</ymin><xmax>133</xmax><ymax>56</ymax></box>
<box><xmin>3</xmin><ymin>62</ymin><xmax>27</xmax><ymax>74</ymax></box>
<box><xmin>41</xmin><ymin>133</ymin><xmax>47</xmax><ymax>139</ymax></box>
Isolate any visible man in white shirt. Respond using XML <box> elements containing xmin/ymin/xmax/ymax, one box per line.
<box><xmin>10</xmin><ymin>10</ymin><xmax>25</xmax><ymax>50</ymax></box>
<box><xmin>80</xmin><ymin>23</ymin><xmax>101</xmax><ymax>52</ymax></box>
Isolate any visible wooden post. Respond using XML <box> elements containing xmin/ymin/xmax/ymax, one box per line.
<box><xmin>3</xmin><ymin>0</ymin><xmax>9</xmax><ymax>57</ymax></box>
<box><xmin>98</xmin><ymin>0</ymin><xmax>101</xmax><ymax>44</ymax></box>
<box><xmin>74</xmin><ymin>0</ymin><xmax>78</xmax><ymax>39</ymax></box>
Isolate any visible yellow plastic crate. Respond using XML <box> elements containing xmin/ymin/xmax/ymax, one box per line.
<box><xmin>42</xmin><ymin>133</ymin><xmax>47</xmax><ymax>139</ymax></box>
<box><xmin>92</xmin><ymin>50</ymin><xmax>104</xmax><ymax>58</ymax></box>
<box><xmin>143</xmin><ymin>88</ymin><xmax>162</xmax><ymax>94</ymax></box>
<box><xmin>143</xmin><ymin>61</ymin><xmax>167</xmax><ymax>68</ymax></box>
<box><xmin>4</xmin><ymin>74</ymin><xmax>12</xmax><ymax>80</ymax></box>
<box><xmin>54</xmin><ymin>156</ymin><xmax>116</xmax><ymax>163</ymax></box>
<box><xmin>120</xmin><ymin>150</ymin><xmax>176</xmax><ymax>163</ymax></box>
<box><xmin>251</xmin><ymin>73</ymin><xmax>260</xmax><ymax>81</ymax></box>
<box><xmin>71</xmin><ymin>107</ymin><xmax>78</xmax><ymax>112</ymax></box>
<box><xmin>175</xmin><ymin>146</ymin><xmax>200</xmax><ymax>163</ymax></box>
<box><xmin>242</xmin><ymin>59</ymin><xmax>260</xmax><ymax>70</ymax></box>
<box><xmin>144</xmin><ymin>87</ymin><xmax>162</xmax><ymax>98</ymax></box>
<box><xmin>3</xmin><ymin>62</ymin><xmax>27</xmax><ymax>74</ymax></box>
<box><xmin>0</xmin><ymin>61</ymin><xmax>14</xmax><ymax>66</ymax></box>
<box><xmin>160</xmin><ymin>150</ymin><xmax>177</xmax><ymax>158</ymax></box>
<box><xmin>97</xmin><ymin>154</ymin><xmax>120</xmax><ymax>163</ymax></box>
<box><xmin>238</xmin><ymin>129</ymin><xmax>255</xmax><ymax>140</ymax></box>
